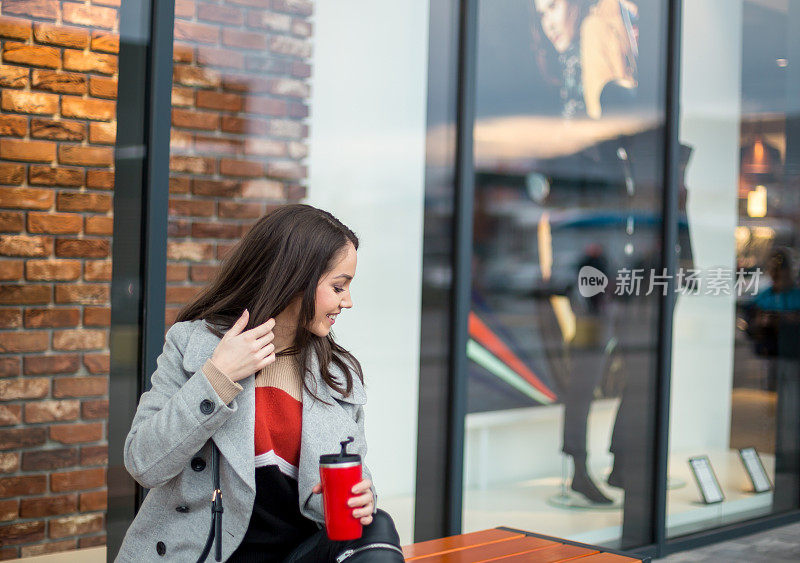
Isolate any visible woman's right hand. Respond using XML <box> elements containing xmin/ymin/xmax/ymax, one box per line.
<box><xmin>210</xmin><ymin>310</ymin><xmax>276</xmax><ymax>382</ymax></box>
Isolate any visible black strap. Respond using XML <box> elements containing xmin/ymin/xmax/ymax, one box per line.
<box><xmin>196</xmin><ymin>443</ymin><xmax>223</xmax><ymax>563</ymax></box>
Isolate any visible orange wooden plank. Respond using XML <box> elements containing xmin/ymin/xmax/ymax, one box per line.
<box><xmin>402</xmin><ymin>529</ymin><xmax>523</xmax><ymax>560</ymax></box>
<box><xmin>410</xmin><ymin>536</ymin><xmax>556</xmax><ymax>563</ymax></box>
<box><xmin>566</xmin><ymin>553</ymin><xmax>641</xmax><ymax>562</ymax></box>
<box><xmin>485</xmin><ymin>543</ymin><xmax>596</xmax><ymax>562</ymax></box>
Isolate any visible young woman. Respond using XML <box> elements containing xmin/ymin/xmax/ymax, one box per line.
<box><xmin>117</xmin><ymin>205</ymin><xmax>404</xmax><ymax>562</ymax></box>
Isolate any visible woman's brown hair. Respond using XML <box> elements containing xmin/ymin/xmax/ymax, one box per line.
<box><xmin>175</xmin><ymin>204</ymin><xmax>362</xmax><ymax>402</ymax></box>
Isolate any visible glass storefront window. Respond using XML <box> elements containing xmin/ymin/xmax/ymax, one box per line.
<box><xmin>464</xmin><ymin>0</ymin><xmax>668</xmax><ymax>549</ymax></box>
<box><xmin>667</xmin><ymin>0</ymin><xmax>800</xmax><ymax>538</ymax></box>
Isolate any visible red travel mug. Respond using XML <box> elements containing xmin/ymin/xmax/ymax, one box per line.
<box><xmin>319</xmin><ymin>436</ymin><xmax>363</xmax><ymax>541</ymax></box>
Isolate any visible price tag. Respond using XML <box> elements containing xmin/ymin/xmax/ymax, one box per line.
<box><xmin>738</xmin><ymin>447</ymin><xmax>772</xmax><ymax>494</ymax></box>
<box><xmin>688</xmin><ymin>456</ymin><xmax>724</xmax><ymax>504</ymax></box>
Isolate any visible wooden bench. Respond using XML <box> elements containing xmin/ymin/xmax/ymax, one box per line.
<box><xmin>402</xmin><ymin>528</ymin><xmax>648</xmax><ymax>562</ymax></box>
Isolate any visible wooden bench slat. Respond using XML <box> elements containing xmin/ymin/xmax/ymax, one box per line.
<box><xmin>402</xmin><ymin>529</ymin><xmax>523</xmax><ymax>560</ymax></box>
<box><xmin>565</xmin><ymin>552</ymin><xmax>642</xmax><ymax>562</ymax></box>
<box><xmin>484</xmin><ymin>543</ymin><xmax>596</xmax><ymax>562</ymax></box>
<box><xmin>409</xmin><ymin>536</ymin><xmax>557</xmax><ymax>563</ymax></box>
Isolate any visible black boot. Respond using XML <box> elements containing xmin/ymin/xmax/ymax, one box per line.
<box><xmin>570</xmin><ymin>455</ymin><xmax>613</xmax><ymax>504</ymax></box>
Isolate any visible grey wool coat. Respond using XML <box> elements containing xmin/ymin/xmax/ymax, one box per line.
<box><xmin>116</xmin><ymin>319</ymin><xmax>377</xmax><ymax>562</ymax></box>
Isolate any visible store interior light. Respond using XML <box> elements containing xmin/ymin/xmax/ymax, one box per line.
<box><xmin>776</xmin><ymin>58</ymin><xmax>788</xmax><ymax>68</ymax></box>
<box><xmin>747</xmin><ymin>185</ymin><xmax>767</xmax><ymax>218</ymax></box>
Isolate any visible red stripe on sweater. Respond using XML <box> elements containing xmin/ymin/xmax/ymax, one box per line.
<box><xmin>254</xmin><ymin>387</ymin><xmax>302</xmax><ymax>468</ymax></box>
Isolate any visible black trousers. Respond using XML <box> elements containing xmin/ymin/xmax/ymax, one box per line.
<box><xmin>282</xmin><ymin>509</ymin><xmax>404</xmax><ymax>563</ymax></box>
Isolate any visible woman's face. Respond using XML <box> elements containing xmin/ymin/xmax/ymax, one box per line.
<box><xmin>308</xmin><ymin>242</ymin><xmax>357</xmax><ymax>338</ymax></box>
<box><xmin>534</xmin><ymin>0</ymin><xmax>580</xmax><ymax>53</ymax></box>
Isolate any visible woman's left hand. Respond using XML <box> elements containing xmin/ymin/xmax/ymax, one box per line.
<box><xmin>312</xmin><ymin>478</ymin><xmax>374</xmax><ymax>526</ymax></box>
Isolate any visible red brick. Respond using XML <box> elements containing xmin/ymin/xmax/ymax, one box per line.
<box><xmin>171</xmin><ymin>86</ymin><xmax>194</xmax><ymax>107</ymax></box>
<box><xmin>25</xmin><ymin>401</ymin><xmax>80</xmax><ymax>424</ymax></box>
<box><xmin>91</xmin><ymin>31</ymin><xmax>118</xmax><ymax>54</ymax></box>
<box><xmin>288</xmin><ymin>101</ymin><xmax>308</xmax><ymax>118</ymax></box>
<box><xmin>0</xmin><ymin>186</ymin><xmax>53</xmax><ymax>208</ymax></box>
<box><xmin>27</xmin><ymin>213</ymin><xmax>82</xmax><ymax>235</ymax></box>
<box><xmin>0</xmin><ymin>165</ymin><xmax>24</xmax><ymax>186</ymax></box>
<box><xmin>0</xmin><ymin>115</ymin><xmax>26</xmax><ymax>137</ymax></box>
<box><xmin>169</xmin><ymin>199</ymin><xmax>214</xmax><ymax>217</ymax></box>
<box><xmin>286</xmin><ymin>184</ymin><xmax>306</xmax><ymax>200</ymax></box>
<box><xmin>268</xmin><ymin>161</ymin><xmax>306</xmax><ymax>180</ymax></box>
<box><xmin>291</xmin><ymin>61</ymin><xmax>312</xmax><ymax>79</ymax></box>
<box><xmin>0</xmin><ymin>359</ymin><xmax>16</xmax><ymax>378</ymax></box>
<box><xmin>268</xmin><ymin>35</ymin><xmax>311</xmax><ymax>57</ymax></box>
<box><xmin>20</xmin><ymin>539</ymin><xmax>75</xmax><ymax>558</ymax></box>
<box><xmin>196</xmin><ymin>46</ymin><xmax>244</xmax><ymax>69</ymax></box>
<box><xmin>190</xmin><ymin>264</ymin><xmax>218</xmax><ymax>282</ymax></box>
<box><xmin>53</xmin><ymin>329</ymin><xmax>107</xmax><ymax>351</ymax></box>
<box><xmin>0</xmin><ymin>284</ymin><xmax>50</xmax><ymax>304</ymax></box>
<box><xmin>2</xmin><ymin>0</ymin><xmax>59</xmax><ymax>19</ymax></box>
<box><xmin>19</xmin><ymin>494</ymin><xmax>77</xmax><ymax>518</ymax></box>
<box><xmin>272</xmin><ymin>0</ymin><xmax>312</xmax><ymax>16</ymax></box>
<box><xmin>24</xmin><ymin>307</ymin><xmax>80</xmax><ymax>327</ymax></box>
<box><xmin>80</xmin><ymin>445</ymin><xmax>106</xmax><ymax>466</ymax></box>
<box><xmin>267</xmin><ymin>77</ymin><xmax>309</xmax><ymax>98</ymax></box>
<box><xmin>0</xmin><ymin>234</ymin><xmax>51</xmax><ymax>257</ymax></box>
<box><xmin>21</xmin><ymin>450</ymin><xmax>79</xmax><ymax>473</ymax></box>
<box><xmin>49</xmin><ymin>513</ymin><xmax>103</xmax><ymax>539</ymax></box>
<box><xmin>29</xmin><ymin>166</ymin><xmax>84</xmax><ymax>187</ymax></box>
<box><xmin>173</xmin><ymin>65</ymin><xmax>221</xmax><ymax>88</ymax></box>
<box><xmin>0</xmin><ymin>213</ymin><xmax>22</xmax><ymax>233</ymax></box>
<box><xmin>247</xmin><ymin>10</ymin><xmax>291</xmax><ymax>31</ymax></box>
<box><xmin>0</xmin><ymin>66</ymin><xmax>26</xmax><ymax>89</ymax></box>
<box><xmin>244</xmin><ymin>138</ymin><xmax>287</xmax><ymax>157</ymax></box>
<box><xmin>222</xmin><ymin>28</ymin><xmax>267</xmax><ymax>50</ymax></box>
<box><xmin>0</xmin><ymin>520</ymin><xmax>45</xmax><ymax>545</ymax></box>
<box><xmin>83</xmin><ymin>355</ymin><xmax>109</xmax><ymax>375</ymax></box>
<box><xmin>84</xmin><ymin>217</ymin><xmax>112</xmax><ymax>236</ymax></box>
<box><xmin>166</xmin><ymin>263</ymin><xmax>188</xmax><ymax>282</ymax></box>
<box><xmin>79</xmin><ymin>490</ymin><xmax>105</xmax><ymax>512</ymax></box>
<box><xmin>83</xmin><ymin>306</ymin><xmax>110</xmax><ymax>326</ymax></box>
<box><xmin>245</xmin><ymin>55</ymin><xmax>292</xmax><ymax>74</ymax></box>
<box><xmin>196</xmin><ymin>90</ymin><xmax>242</xmax><ymax>112</ymax></box>
<box><xmin>0</xmin><ymin>377</ymin><xmax>49</xmax><ymax>401</ymax></box>
<box><xmin>193</xmin><ymin>135</ymin><xmax>241</xmax><ymax>154</ymax></box>
<box><xmin>0</xmin><ymin>262</ymin><xmax>23</xmax><ymax>280</ymax></box>
<box><xmin>0</xmin><ymin>309</ymin><xmax>20</xmax><ymax>329</ymax></box>
<box><xmin>0</xmin><ymin>138</ymin><xmax>55</xmax><ymax>163</ymax></box>
<box><xmin>0</xmin><ymin>16</ymin><xmax>31</xmax><ymax>40</ymax></box>
<box><xmin>192</xmin><ymin>222</ymin><xmax>240</xmax><ymax>239</ymax></box>
<box><xmin>174</xmin><ymin>20</ymin><xmax>218</xmax><ymax>44</ymax></box>
<box><xmin>0</xmin><ymin>499</ymin><xmax>17</xmax><ymax>521</ymax></box>
<box><xmin>168</xmin><ymin>219</ymin><xmax>190</xmax><ymax>238</ymax></box>
<box><xmin>55</xmin><ymin>239</ymin><xmax>110</xmax><ymax>258</ymax></box>
<box><xmin>89</xmin><ymin>122</ymin><xmax>116</xmax><ymax>144</ymax></box>
<box><xmin>0</xmin><ymin>428</ymin><xmax>46</xmax><ymax>451</ymax></box>
<box><xmin>0</xmin><ymin>453</ymin><xmax>17</xmax><ymax>473</ymax></box>
<box><xmin>243</xmin><ymin>96</ymin><xmax>286</xmax><ymax>116</ymax></box>
<box><xmin>227</xmin><ymin>0</ymin><xmax>269</xmax><ymax>7</ymax></box>
<box><xmin>0</xmin><ymin>474</ymin><xmax>44</xmax><ymax>497</ymax></box>
<box><xmin>165</xmin><ymin>285</ymin><xmax>202</xmax><ymax>304</ymax></box>
<box><xmin>60</xmin><ymin>96</ymin><xmax>115</xmax><ymax>122</ymax></box>
<box><xmin>84</xmin><ymin>260</ymin><xmax>111</xmax><ymax>282</ymax></box>
<box><xmin>33</xmin><ymin>23</ymin><xmax>89</xmax><ymax>48</ymax></box>
<box><xmin>50</xmin><ymin>468</ymin><xmax>104</xmax><ymax>492</ymax></box>
<box><xmin>87</xmin><ymin>170</ymin><xmax>114</xmax><ymax>190</ymax></box>
<box><xmin>172</xmin><ymin>43</ymin><xmax>194</xmax><ymax>64</ymax></box>
<box><xmin>174</xmin><ymin>0</ymin><xmax>195</xmax><ymax>17</ymax></box>
<box><xmin>197</xmin><ymin>3</ymin><xmax>243</xmax><ymax>24</ymax></box>
<box><xmin>167</xmin><ymin>241</ymin><xmax>214</xmax><ymax>261</ymax></box>
<box><xmin>291</xmin><ymin>19</ymin><xmax>312</xmax><ymax>38</ymax></box>
<box><xmin>79</xmin><ymin>535</ymin><xmax>105</xmax><ymax>548</ymax></box>
<box><xmin>56</xmin><ymin>192</ymin><xmax>112</xmax><ymax>213</ymax></box>
<box><xmin>50</xmin><ymin>422</ymin><xmax>103</xmax><ymax>444</ymax></box>
<box><xmin>169</xmin><ymin>155</ymin><xmax>215</xmax><ymax>175</ymax></box>
<box><xmin>220</xmin><ymin>158</ymin><xmax>263</xmax><ymax>177</ymax></box>
<box><xmin>88</xmin><ymin>76</ymin><xmax>117</xmax><ymax>99</ymax></box>
<box><xmin>62</xmin><ymin>2</ymin><xmax>116</xmax><ymax>29</ymax></box>
<box><xmin>192</xmin><ymin>179</ymin><xmax>240</xmax><ymax>197</ymax></box>
<box><xmin>27</xmin><ymin>256</ymin><xmax>83</xmax><ymax>279</ymax></box>
<box><xmin>2</xmin><ymin>42</ymin><xmax>59</xmax><ymax>68</ymax></box>
<box><xmin>58</xmin><ymin>145</ymin><xmax>113</xmax><ymax>167</ymax></box>
<box><xmin>62</xmin><ymin>49</ymin><xmax>117</xmax><ymax>75</ymax></box>
<box><xmin>54</xmin><ymin>284</ymin><xmax>108</xmax><ymax>305</ymax></box>
<box><xmin>0</xmin><ymin>406</ymin><xmax>20</xmax><ymax>426</ymax></box>
<box><xmin>31</xmin><ymin>71</ymin><xmax>86</xmax><ymax>95</ymax></box>
<box><xmin>171</xmin><ymin>109</ymin><xmax>218</xmax><ymax>131</ymax></box>
<box><xmin>80</xmin><ymin>399</ymin><xmax>107</xmax><ymax>420</ymax></box>
<box><xmin>30</xmin><ymin>119</ymin><xmax>85</xmax><ymax>141</ymax></box>
<box><xmin>23</xmin><ymin>355</ymin><xmax>79</xmax><ymax>376</ymax></box>
<box><xmin>268</xmin><ymin>118</ymin><xmax>305</xmax><ymax>139</ymax></box>
<box><xmin>169</xmin><ymin>176</ymin><xmax>191</xmax><ymax>194</ymax></box>
<box><xmin>53</xmin><ymin>377</ymin><xmax>107</xmax><ymax>398</ymax></box>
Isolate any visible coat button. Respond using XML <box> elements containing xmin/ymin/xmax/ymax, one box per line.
<box><xmin>191</xmin><ymin>457</ymin><xmax>206</xmax><ymax>472</ymax></box>
<box><xmin>156</xmin><ymin>541</ymin><xmax>166</xmax><ymax>556</ymax></box>
<box><xmin>200</xmin><ymin>399</ymin><xmax>214</xmax><ymax>415</ymax></box>
<box><xmin>176</xmin><ymin>505</ymin><xmax>189</xmax><ymax>513</ymax></box>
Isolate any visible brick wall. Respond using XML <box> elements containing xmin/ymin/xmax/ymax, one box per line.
<box><xmin>0</xmin><ymin>0</ymin><xmax>312</xmax><ymax>558</ymax></box>
<box><xmin>165</xmin><ymin>0</ymin><xmax>312</xmax><ymax>324</ymax></box>
<box><xmin>0</xmin><ymin>0</ymin><xmax>119</xmax><ymax>557</ymax></box>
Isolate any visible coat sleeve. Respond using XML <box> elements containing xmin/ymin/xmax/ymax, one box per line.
<box><xmin>354</xmin><ymin>404</ymin><xmax>378</xmax><ymax>515</ymax></box>
<box><xmin>123</xmin><ymin>322</ymin><xmax>241</xmax><ymax>489</ymax></box>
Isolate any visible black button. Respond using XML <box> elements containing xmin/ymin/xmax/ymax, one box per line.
<box><xmin>200</xmin><ymin>399</ymin><xmax>214</xmax><ymax>415</ymax></box>
<box><xmin>156</xmin><ymin>541</ymin><xmax>166</xmax><ymax>556</ymax></box>
<box><xmin>176</xmin><ymin>505</ymin><xmax>189</xmax><ymax>513</ymax></box>
<box><xmin>191</xmin><ymin>457</ymin><xmax>206</xmax><ymax>472</ymax></box>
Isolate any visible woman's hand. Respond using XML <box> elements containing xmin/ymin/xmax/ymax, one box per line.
<box><xmin>312</xmin><ymin>478</ymin><xmax>374</xmax><ymax>526</ymax></box>
<box><xmin>210</xmin><ymin>310</ymin><xmax>276</xmax><ymax>383</ymax></box>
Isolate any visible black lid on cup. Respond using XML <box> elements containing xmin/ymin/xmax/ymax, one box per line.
<box><xmin>320</xmin><ymin>436</ymin><xmax>361</xmax><ymax>465</ymax></box>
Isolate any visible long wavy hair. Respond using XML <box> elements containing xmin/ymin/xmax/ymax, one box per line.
<box><xmin>528</xmin><ymin>0</ymin><xmax>595</xmax><ymax>86</ymax></box>
<box><xmin>175</xmin><ymin>204</ymin><xmax>362</xmax><ymax>403</ymax></box>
